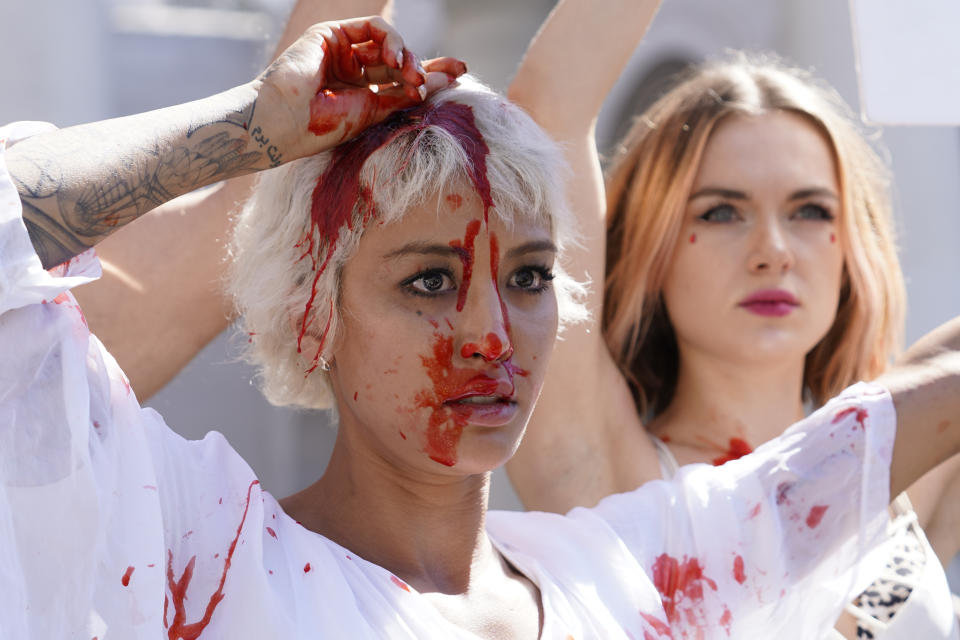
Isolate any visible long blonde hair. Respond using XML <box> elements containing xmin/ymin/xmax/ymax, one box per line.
<box><xmin>603</xmin><ymin>53</ymin><xmax>905</xmax><ymax>415</ymax></box>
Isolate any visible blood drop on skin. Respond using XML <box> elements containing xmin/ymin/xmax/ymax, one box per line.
<box><xmin>689</xmin><ymin>233</ymin><xmax>696</xmax><ymax>244</ymax></box>
<box><xmin>449</xmin><ymin>219</ymin><xmax>483</xmax><ymax>312</ymax></box>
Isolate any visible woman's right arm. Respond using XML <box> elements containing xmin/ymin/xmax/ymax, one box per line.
<box><xmin>71</xmin><ymin>0</ymin><xmax>396</xmax><ymax>402</ymax></box>
<box><xmin>505</xmin><ymin>0</ymin><xmax>664</xmax><ymax>512</ymax></box>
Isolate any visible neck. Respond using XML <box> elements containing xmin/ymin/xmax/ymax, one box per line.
<box><xmin>651</xmin><ymin>348</ymin><xmax>807</xmax><ymax>460</ymax></box>
<box><xmin>279</xmin><ymin>425</ymin><xmax>496</xmax><ymax>595</ymax></box>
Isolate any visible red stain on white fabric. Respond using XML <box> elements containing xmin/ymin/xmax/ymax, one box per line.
<box><xmin>390</xmin><ymin>575</ymin><xmax>411</xmax><ymax>592</ymax></box>
<box><xmin>832</xmin><ymin>406</ymin><xmax>868</xmax><ymax>431</ymax></box>
<box><xmin>163</xmin><ymin>480</ymin><xmax>258</xmax><ymax>640</ymax></box>
<box><xmin>652</xmin><ymin>553</ymin><xmax>731</xmax><ymax>636</ymax></box>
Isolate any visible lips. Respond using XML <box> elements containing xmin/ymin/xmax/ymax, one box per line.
<box><xmin>442</xmin><ymin>376</ymin><xmax>517</xmax><ymax>426</ymax></box>
<box><xmin>738</xmin><ymin>289</ymin><xmax>799</xmax><ymax>317</ymax></box>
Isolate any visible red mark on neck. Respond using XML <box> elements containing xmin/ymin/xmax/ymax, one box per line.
<box><xmin>121</xmin><ymin>566</ymin><xmax>135</xmax><ymax>587</ymax></box>
<box><xmin>449</xmin><ymin>219</ymin><xmax>482</xmax><ymax>312</ymax></box>
<box><xmin>299</xmin><ymin>102</ymin><xmax>492</xmax><ymax>373</ymax></box>
<box><xmin>651</xmin><ymin>554</ymin><xmax>718</xmax><ymax>628</ymax></box>
<box><xmin>165</xmin><ymin>480</ymin><xmax>259</xmax><ymax>640</ymax></box>
<box><xmin>805</xmin><ymin>505</ymin><xmax>829</xmax><ymax>529</ymax></box>
<box><xmin>711</xmin><ymin>437</ymin><xmax>753</xmax><ymax>466</ymax></box>
<box><xmin>732</xmin><ymin>555</ymin><xmax>746</xmax><ymax>584</ymax></box>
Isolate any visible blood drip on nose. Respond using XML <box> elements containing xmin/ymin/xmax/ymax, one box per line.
<box><xmin>297</xmin><ymin>101</ymin><xmax>493</xmax><ymax>374</ymax></box>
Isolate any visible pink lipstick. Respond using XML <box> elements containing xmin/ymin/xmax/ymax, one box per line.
<box><xmin>738</xmin><ymin>289</ymin><xmax>798</xmax><ymax>317</ymax></box>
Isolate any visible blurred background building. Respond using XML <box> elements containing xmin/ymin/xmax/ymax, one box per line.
<box><xmin>3</xmin><ymin>0</ymin><xmax>958</xmax><ymax>578</ymax></box>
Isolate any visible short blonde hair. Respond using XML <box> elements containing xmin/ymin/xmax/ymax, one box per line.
<box><xmin>603</xmin><ymin>53</ymin><xmax>905</xmax><ymax>415</ymax></box>
<box><xmin>230</xmin><ymin>77</ymin><xmax>583</xmax><ymax>410</ymax></box>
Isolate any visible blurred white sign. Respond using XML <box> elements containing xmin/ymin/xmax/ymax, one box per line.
<box><xmin>850</xmin><ymin>0</ymin><xmax>960</xmax><ymax>125</ymax></box>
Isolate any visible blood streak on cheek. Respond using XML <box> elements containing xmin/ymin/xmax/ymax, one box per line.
<box><xmin>488</xmin><ymin>233</ymin><xmax>511</xmax><ymax>333</ymax></box>
<box><xmin>298</xmin><ymin>102</ymin><xmax>492</xmax><ymax>374</ymax></box>
<box><xmin>449</xmin><ymin>219</ymin><xmax>482</xmax><ymax>312</ymax></box>
<box><xmin>414</xmin><ymin>333</ymin><xmax>478</xmax><ymax>466</ymax></box>
<box><xmin>711</xmin><ymin>437</ymin><xmax>753</xmax><ymax>466</ymax></box>
<box><xmin>689</xmin><ymin>233</ymin><xmax>696</xmax><ymax>244</ymax></box>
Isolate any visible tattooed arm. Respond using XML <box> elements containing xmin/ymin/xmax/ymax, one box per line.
<box><xmin>9</xmin><ymin>87</ymin><xmax>265</xmax><ymax>270</ymax></box>
<box><xmin>10</xmin><ymin>17</ymin><xmax>447</xmax><ymax>271</ymax></box>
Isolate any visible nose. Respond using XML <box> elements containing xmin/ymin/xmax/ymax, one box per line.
<box><xmin>747</xmin><ymin>216</ymin><xmax>793</xmax><ymax>274</ymax></box>
<box><xmin>457</xmin><ymin>281</ymin><xmax>513</xmax><ymax>363</ymax></box>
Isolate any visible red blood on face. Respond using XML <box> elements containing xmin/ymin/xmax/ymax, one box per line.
<box><xmin>689</xmin><ymin>233</ymin><xmax>696</xmax><ymax>244</ymax></box>
<box><xmin>446</xmin><ymin>193</ymin><xmax>463</xmax><ymax>209</ymax></box>
<box><xmin>805</xmin><ymin>505</ymin><xmax>829</xmax><ymax>529</ymax></box>
<box><xmin>450</xmin><ymin>219</ymin><xmax>483</xmax><ymax>312</ymax></box>
<box><xmin>415</xmin><ymin>333</ymin><xmax>470</xmax><ymax>466</ymax></box>
<box><xmin>711</xmin><ymin>437</ymin><xmax>753</xmax><ymax>466</ymax></box>
<box><xmin>165</xmin><ymin>480</ymin><xmax>259</xmax><ymax>640</ymax></box>
<box><xmin>299</xmin><ymin>102</ymin><xmax>493</xmax><ymax>373</ymax></box>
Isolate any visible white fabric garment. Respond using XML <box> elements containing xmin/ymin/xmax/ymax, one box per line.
<box><xmin>0</xmin><ymin>121</ymin><xmax>896</xmax><ymax>640</ymax></box>
<box><xmin>648</xmin><ymin>413</ymin><xmax>960</xmax><ymax>640</ymax></box>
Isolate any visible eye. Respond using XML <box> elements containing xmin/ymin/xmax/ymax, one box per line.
<box><xmin>508</xmin><ymin>266</ymin><xmax>555</xmax><ymax>293</ymax></box>
<box><xmin>697</xmin><ymin>204</ymin><xmax>739</xmax><ymax>223</ymax></box>
<box><xmin>402</xmin><ymin>269</ymin><xmax>456</xmax><ymax>296</ymax></box>
<box><xmin>792</xmin><ymin>203</ymin><xmax>835</xmax><ymax>221</ymax></box>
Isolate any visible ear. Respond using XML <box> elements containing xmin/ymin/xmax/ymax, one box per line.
<box><xmin>288</xmin><ymin>308</ymin><xmax>334</xmax><ymax>372</ymax></box>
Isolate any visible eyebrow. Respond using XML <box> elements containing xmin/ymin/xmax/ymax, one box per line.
<box><xmin>688</xmin><ymin>186</ymin><xmax>839</xmax><ymax>201</ymax></box>
<box><xmin>382</xmin><ymin>239</ymin><xmax>557</xmax><ymax>261</ymax></box>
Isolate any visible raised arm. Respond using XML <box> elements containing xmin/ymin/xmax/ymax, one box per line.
<box><xmin>505</xmin><ymin>0</ymin><xmax>663</xmax><ymax>512</ymax></box>
<box><xmin>10</xmin><ymin>17</ymin><xmax>454</xmax><ymax>279</ymax></box>
<box><xmin>881</xmin><ymin>315</ymin><xmax>960</xmax><ymax>498</ymax></box>
<box><xmin>70</xmin><ymin>0</ymin><xmax>395</xmax><ymax>401</ymax></box>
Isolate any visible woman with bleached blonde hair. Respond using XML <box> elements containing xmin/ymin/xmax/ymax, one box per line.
<box><xmin>506</xmin><ymin>1</ymin><xmax>960</xmax><ymax>639</ymax></box>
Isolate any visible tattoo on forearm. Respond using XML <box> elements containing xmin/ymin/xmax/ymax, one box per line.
<box><xmin>13</xmin><ymin>110</ymin><xmax>263</xmax><ymax>269</ymax></box>
<box><xmin>250</xmin><ymin>126</ymin><xmax>284</xmax><ymax>167</ymax></box>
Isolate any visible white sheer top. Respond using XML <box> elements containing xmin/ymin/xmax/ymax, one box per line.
<box><xmin>1</xmin><ymin>121</ymin><xmax>896</xmax><ymax>640</ymax></box>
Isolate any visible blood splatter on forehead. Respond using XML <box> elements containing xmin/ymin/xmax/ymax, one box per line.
<box><xmin>296</xmin><ymin>100</ymin><xmax>495</xmax><ymax>372</ymax></box>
